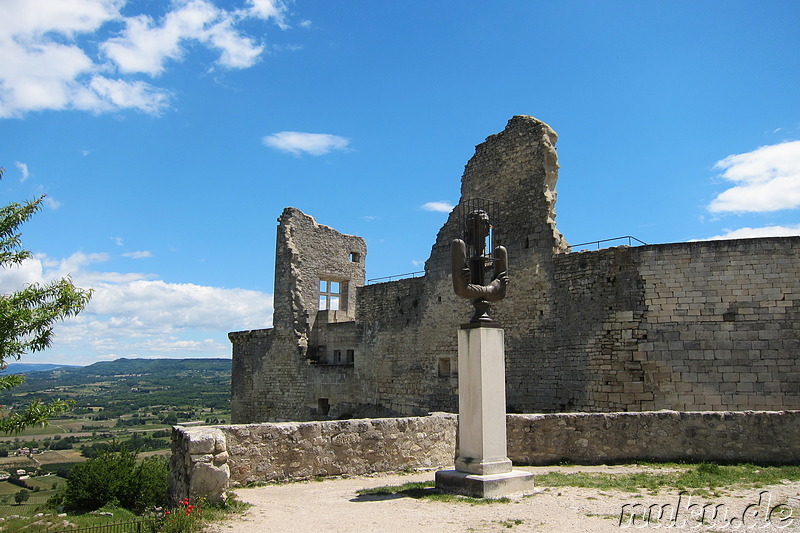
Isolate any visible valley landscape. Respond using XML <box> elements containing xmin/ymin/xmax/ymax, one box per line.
<box><xmin>0</xmin><ymin>358</ymin><xmax>231</xmax><ymax>519</ymax></box>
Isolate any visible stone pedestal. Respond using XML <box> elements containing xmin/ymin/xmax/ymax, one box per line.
<box><xmin>435</xmin><ymin>323</ymin><xmax>534</xmax><ymax>498</ymax></box>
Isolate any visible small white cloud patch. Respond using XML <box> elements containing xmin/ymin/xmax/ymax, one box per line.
<box><xmin>14</xmin><ymin>161</ymin><xmax>30</xmax><ymax>182</ymax></box>
<box><xmin>421</xmin><ymin>201</ymin><xmax>454</xmax><ymax>213</ymax></box>
<box><xmin>122</xmin><ymin>250</ymin><xmax>153</xmax><ymax>259</ymax></box>
<box><xmin>43</xmin><ymin>196</ymin><xmax>61</xmax><ymax>210</ymax></box>
<box><xmin>262</xmin><ymin>131</ymin><xmax>350</xmax><ymax>156</ymax></box>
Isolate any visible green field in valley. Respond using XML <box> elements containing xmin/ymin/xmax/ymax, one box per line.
<box><xmin>0</xmin><ymin>358</ymin><xmax>232</xmax><ymax>529</ymax></box>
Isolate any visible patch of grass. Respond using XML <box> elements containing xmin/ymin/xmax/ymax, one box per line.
<box><xmin>191</xmin><ymin>494</ymin><xmax>252</xmax><ymax>524</ymax></box>
<box><xmin>0</xmin><ymin>504</ymin><xmax>142</xmax><ymax>533</ymax></box>
<box><xmin>498</xmin><ymin>518</ymin><xmax>524</xmax><ymax>528</ymax></box>
<box><xmin>585</xmin><ymin>513</ymin><xmax>618</xmax><ymax>521</ymax></box>
<box><xmin>357</xmin><ymin>480</ymin><xmax>434</xmax><ymax>496</ymax></box>
<box><xmin>356</xmin><ymin>481</ymin><xmax>512</xmax><ymax>504</ymax></box>
<box><xmin>535</xmin><ymin>463</ymin><xmax>800</xmax><ymax>494</ymax></box>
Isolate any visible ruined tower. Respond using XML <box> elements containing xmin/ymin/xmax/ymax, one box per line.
<box><xmin>231</xmin><ymin>116</ymin><xmax>800</xmax><ymax>423</ymax></box>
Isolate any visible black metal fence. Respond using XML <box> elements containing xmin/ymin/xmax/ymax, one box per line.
<box><xmin>367</xmin><ymin>270</ymin><xmax>425</xmax><ymax>284</ymax></box>
<box><xmin>568</xmin><ymin>235</ymin><xmax>648</xmax><ymax>252</ymax></box>
<box><xmin>50</xmin><ymin>518</ymin><xmax>159</xmax><ymax>533</ymax></box>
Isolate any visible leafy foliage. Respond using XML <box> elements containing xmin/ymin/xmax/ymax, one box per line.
<box><xmin>56</xmin><ymin>448</ymin><xmax>168</xmax><ymax>513</ymax></box>
<box><xmin>0</xmin><ymin>166</ymin><xmax>92</xmax><ymax>434</ymax></box>
<box><xmin>0</xmin><ymin>397</ymin><xmax>77</xmax><ymax>434</ymax></box>
<box><xmin>0</xmin><ymin>275</ymin><xmax>91</xmax><ymax>360</ymax></box>
<box><xmin>14</xmin><ymin>488</ymin><xmax>30</xmax><ymax>505</ymax></box>
<box><xmin>159</xmin><ymin>497</ymin><xmax>204</xmax><ymax>533</ymax></box>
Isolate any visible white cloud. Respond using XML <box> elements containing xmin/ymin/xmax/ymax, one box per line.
<box><xmin>0</xmin><ymin>250</ymin><xmax>272</xmax><ymax>361</ymax></box>
<box><xmin>697</xmin><ymin>225</ymin><xmax>800</xmax><ymax>241</ymax></box>
<box><xmin>87</xmin><ymin>279</ymin><xmax>271</xmax><ymax>330</ymax></box>
<box><xmin>421</xmin><ymin>201</ymin><xmax>454</xmax><ymax>213</ymax></box>
<box><xmin>0</xmin><ymin>34</ymin><xmax>97</xmax><ymax>116</ymax></box>
<box><xmin>100</xmin><ymin>0</ymin><xmax>286</xmax><ymax>75</ymax></box>
<box><xmin>709</xmin><ymin>140</ymin><xmax>800</xmax><ymax>213</ymax></box>
<box><xmin>247</xmin><ymin>0</ymin><xmax>286</xmax><ymax>25</ymax></box>
<box><xmin>101</xmin><ymin>10</ymin><xmax>203</xmax><ymax>76</ymax></box>
<box><xmin>0</xmin><ymin>0</ymin><xmax>287</xmax><ymax>118</ymax></box>
<box><xmin>87</xmin><ymin>76</ymin><xmax>170</xmax><ymax>114</ymax></box>
<box><xmin>43</xmin><ymin>196</ymin><xmax>61</xmax><ymax>210</ymax></box>
<box><xmin>122</xmin><ymin>250</ymin><xmax>152</xmax><ymax>259</ymax></box>
<box><xmin>14</xmin><ymin>161</ymin><xmax>29</xmax><ymax>182</ymax></box>
<box><xmin>263</xmin><ymin>131</ymin><xmax>351</xmax><ymax>156</ymax></box>
<box><xmin>206</xmin><ymin>19</ymin><xmax>263</xmax><ymax>69</ymax></box>
<box><xmin>1</xmin><ymin>0</ymin><xmax>123</xmax><ymax>35</ymax></box>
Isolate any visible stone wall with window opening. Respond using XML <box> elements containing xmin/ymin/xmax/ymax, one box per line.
<box><xmin>231</xmin><ymin>116</ymin><xmax>800</xmax><ymax>423</ymax></box>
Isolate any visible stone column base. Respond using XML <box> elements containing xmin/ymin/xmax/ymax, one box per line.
<box><xmin>454</xmin><ymin>456</ymin><xmax>513</xmax><ymax>475</ymax></box>
<box><xmin>435</xmin><ymin>469</ymin><xmax>535</xmax><ymax>499</ymax></box>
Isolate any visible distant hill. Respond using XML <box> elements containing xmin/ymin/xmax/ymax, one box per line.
<box><xmin>2</xmin><ymin>363</ymin><xmax>83</xmax><ymax>374</ymax></box>
<box><xmin>0</xmin><ymin>358</ymin><xmax>232</xmax><ymax>416</ymax></box>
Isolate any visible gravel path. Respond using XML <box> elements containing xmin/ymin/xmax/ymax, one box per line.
<box><xmin>209</xmin><ymin>466</ymin><xmax>800</xmax><ymax>532</ymax></box>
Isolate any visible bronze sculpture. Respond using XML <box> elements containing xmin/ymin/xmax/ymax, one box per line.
<box><xmin>452</xmin><ymin>209</ymin><xmax>508</xmax><ymax>323</ymax></box>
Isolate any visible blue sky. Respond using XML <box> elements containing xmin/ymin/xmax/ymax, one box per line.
<box><xmin>1</xmin><ymin>0</ymin><xmax>799</xmax><ymax>365</ymax></box>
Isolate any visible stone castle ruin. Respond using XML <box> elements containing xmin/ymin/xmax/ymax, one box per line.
<box><xmin>230</xmin><ymin>115</ymin><xmax>800</xmax><ymax>423</ymax></box>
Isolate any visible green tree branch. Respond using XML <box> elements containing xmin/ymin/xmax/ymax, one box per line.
<box><xmin>0</xmin><ymin>166</ymin><xmax>92</xmax><ymax>433</ymax></box>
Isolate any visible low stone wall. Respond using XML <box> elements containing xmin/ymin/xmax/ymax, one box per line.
<box><xmin>169</xmin><ymin>413</ymin><xmax>457</xmax><ymax>502</ymax></box>
<box><xmin>169</xmin><ymin>426</ymin><xmax>230</xmax><ymax>505</ymax></box>
<box><xmin>169</xmin><ymin>410</ymin><xmax>800</xmax><ymax>502</ymax></box>
<box><xmin>224</xmin><ymin>414</ymin><xmax>457</xmax><ymax>484</ymax></box>
<box><xmin>507</xmin><ymin>411</ymin><xmax>800</xmax><ymax>465</ymax></box>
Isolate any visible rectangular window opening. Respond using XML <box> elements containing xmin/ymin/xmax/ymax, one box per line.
<box><xmin>318</xmin><ymin>398</ymin><xmax>330</xmax><ymax>416</ymax></box>
<box><xmin>319</xmin><ymin>279</ymin><xmax>344</xmax><ymax>311</ymax></box>
<box><xmin>438</xmin><ymin>358</ymin><xmax>451</xmax><ymax>378</ymax></box>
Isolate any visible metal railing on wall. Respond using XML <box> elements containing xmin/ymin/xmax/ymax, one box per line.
<box><xmin>365</xmin><ymin>236</ymin><xmax>648</xmax><ymax>282</ymax></box>
<box><xmin>367</xmin><ymin>271</ymin><xmax>425</xmax><ymax>284</ymax></box>
<box><xmin>568</xmin><ymin>236</ymin><xmax>648</xmax><ymax>252</ymax></box>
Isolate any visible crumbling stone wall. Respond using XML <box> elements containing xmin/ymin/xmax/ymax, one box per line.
<box><xmin>342</xmin><ymin>116</ymin><xmax>573</xmax><ymax>420</ymax></box>
<box><xmin>231</xmin><ymin>115</ymin><xmax>800</xmax><ymax>422</ymax></box>
<box><xmin>231</xmin><ymin>208</ymin><xmax>366</xmax><ymax>422</ymax></box>
<box><xmin>224</xmin><ymin>414</ymin><xmax>457</xmax><ymax>484</ymax></box>
<box><xmin>169</xmin><ymin>411</ymin><xmax>800</xmax><ymax>501</ymax></box>
<box><xmin>272</xmin><ymin>207</ymin><xmax>366</xmax><ymax>334</ymax></box>
<box><xmin>169</xmin><ymin>426</ymin><xmax>229</xmax><ymax>504</ymax></box>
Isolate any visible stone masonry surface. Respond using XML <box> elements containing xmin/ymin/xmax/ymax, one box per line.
<box><xmin>230</xmin><ymin>115</ymin><xmax>800</xmax><ymax>422</ymax></box>
<box><xmin>169</xmin><ymin>411</ymin><xmax>800</xmax><ymax>501</ymax></box>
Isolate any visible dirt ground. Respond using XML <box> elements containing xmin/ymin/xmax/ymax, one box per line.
<box><xmin>209</xmin><ymin>465</ymin><xmax>800</xmax><ymax>532</ymax></box>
